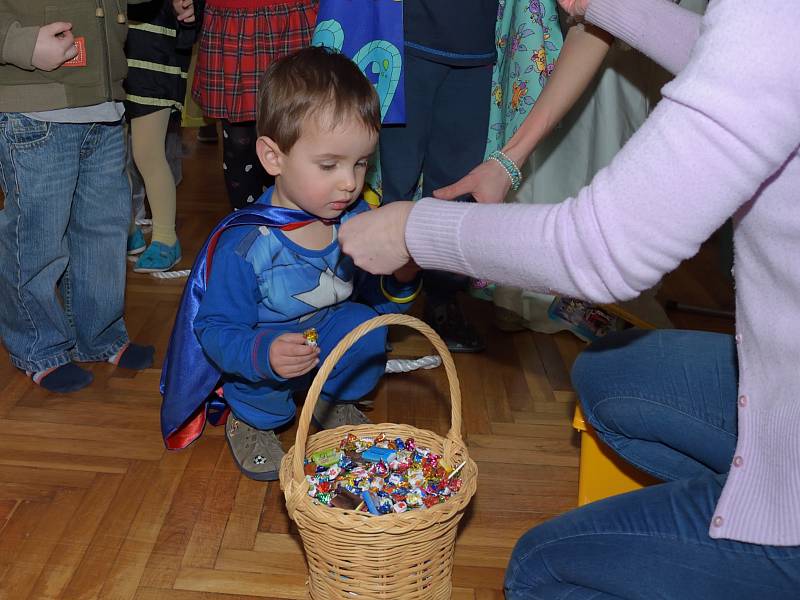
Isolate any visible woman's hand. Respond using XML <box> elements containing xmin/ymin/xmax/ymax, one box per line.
<box><xmin>433</xmin><ymin>159</ymin><xmax>511</xmax><ymax>203</ymax></box>
<box><xmin>269</xmin><ymin>333</ymin><xmax>319</xmax><ymax>379</ymax></box>
<box><xmin>339</xmin><ymin>202</ymin><xmax>414</xmax><ymax>275</ymax></box>
<box><xmin>558</xmin><ymin>0</ymin><xmax>590</xmax><ymax>19</ymax></box>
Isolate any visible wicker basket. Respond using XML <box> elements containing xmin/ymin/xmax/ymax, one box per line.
<box><xmin>279</xmin><ymin>313</ymin><xmax>478</xmax><ymax>599</ymax></box>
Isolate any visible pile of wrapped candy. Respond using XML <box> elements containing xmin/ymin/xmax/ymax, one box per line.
<box><xmin>304</xmin><ymin>432</ymin><xmax>465</xmax><ymax>515</ymax></box>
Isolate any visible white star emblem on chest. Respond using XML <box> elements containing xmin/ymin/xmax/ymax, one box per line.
<box><xmin>293</xmin><ymin>268</ymin><xmax>353</xmax><ymax>309</ymax></box>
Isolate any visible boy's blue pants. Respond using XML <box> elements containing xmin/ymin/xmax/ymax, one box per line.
<box><xmin>223</xmin><ymin>302</ymin><xmax>387</xmax><ymax>430</ymax></box>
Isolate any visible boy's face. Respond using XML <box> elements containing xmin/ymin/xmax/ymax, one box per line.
<box><xmin>257</xmin><ymin>114</ymin><xmax>378</xmax><ymax>220</ymax></box>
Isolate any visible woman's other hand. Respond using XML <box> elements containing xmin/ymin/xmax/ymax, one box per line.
<box><xmin>433</xmin><ymin>159</ymin><xmax>510</xmax><ymax>203</ymax></box>
<box><xmin>558</xmin><ymin>0</ymin><xmax>590</xmax><ymax>18</ymax></box>
<box><xmin>339</xmin><ymin>202</ymin><xmax>414</xmax><ymax>275</ymax></box>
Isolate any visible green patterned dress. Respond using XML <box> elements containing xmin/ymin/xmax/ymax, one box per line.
<box><xmin>485</xmin><ymin>0</ymin><xmax>564</xmax><ymax>159</ymax></box>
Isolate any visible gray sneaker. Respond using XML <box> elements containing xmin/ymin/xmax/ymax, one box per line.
<box><xmin>225</xmin><ymin>416</ymin><xmax>285</xmax><ymax>481</ymax></box>
<box><xmin>312</xmin><ymin>402</ymin><xmax>371</xmax><ymax>430</ymax></box>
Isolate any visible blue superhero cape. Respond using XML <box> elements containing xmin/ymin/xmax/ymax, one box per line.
<box><xmin>159</xmin><ymin>200</ymin><xmax>330</xmax><ymax>449</ymax></box>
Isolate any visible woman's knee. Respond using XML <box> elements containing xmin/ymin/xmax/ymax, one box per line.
<box><xmin>504</xmin><ymin>522</ymin><xmax>565</xmax><ymax>598</ymax></box>
<box><xmin>571</xmin><ymin>329</ymin><xmax>656</xmax><ymax>418</ymax></box>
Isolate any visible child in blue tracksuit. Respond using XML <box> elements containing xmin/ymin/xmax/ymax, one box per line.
<box><xmin>378</xmin><ymin>0</ymin><xmax>499</xmax><ymax>353</ymax></box>
<box><xmin>193</xmin><ymin>47</ymin><xmax>421</xmax><ymax>481</ymax></box>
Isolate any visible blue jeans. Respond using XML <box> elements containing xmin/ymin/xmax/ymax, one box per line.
<box><xmin>505</xmin><ymin>330</ymin><xmax>800</xmax><ymax>599</ymax></box>
<box><xmin>0</xmin><ymin>114</ymin><xmax>130</xmax><ymax>372</ymax></box>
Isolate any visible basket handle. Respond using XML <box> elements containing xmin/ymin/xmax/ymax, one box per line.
<box><xmin>291</xmin><ymin>313</ymin><xmax>463</xmax><ymax>483</ymax></box>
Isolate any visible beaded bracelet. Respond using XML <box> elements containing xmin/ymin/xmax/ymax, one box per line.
<box><xmin>488</xmin><ymin>150</ymin><xmax>522</xmax><ymax>191</ymax></box>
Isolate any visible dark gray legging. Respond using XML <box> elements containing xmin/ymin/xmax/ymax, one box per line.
<box><xmin>221</xmin><ymin>119</ymin><xmax>273</xmax><ymax>210</ymax></box>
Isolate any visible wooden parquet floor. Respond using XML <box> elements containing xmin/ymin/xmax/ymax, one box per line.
<box><xmin>0</xmin><ymin>130</ymin><xmax>734</xmax><ymax>599</ymax></box>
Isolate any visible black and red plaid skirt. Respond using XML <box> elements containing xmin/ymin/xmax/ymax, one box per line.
<box><xmin>192</xmin><ymin>0</ymin><xmax>319</xmax><ymax>122</ymax></box>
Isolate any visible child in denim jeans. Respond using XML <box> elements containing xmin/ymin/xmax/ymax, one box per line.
<box><xmin>0</xmin><ymin>1</ymin><xmax>185</xmax><ymax>391</ymax></box>
<box><xmin>378</xmin><ymin>0</ymin><xmax>498</xmax><ymax>353</ymax></box>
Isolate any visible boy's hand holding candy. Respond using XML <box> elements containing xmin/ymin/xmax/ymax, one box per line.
<box><xmin>269</xmin><ymin>333</ymin><xmax>320</xmax><ymax>379</ymax></box>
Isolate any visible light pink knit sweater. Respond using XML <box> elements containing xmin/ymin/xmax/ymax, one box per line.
<box><xmin>406</xmin><ymin>0</ymin><xmax>800</xmax><ymax>545</ymax></box>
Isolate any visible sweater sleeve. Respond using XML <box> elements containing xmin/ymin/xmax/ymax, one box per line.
<box><xmin>0</xmin><ymin>17</ymin><xmax>37</xmax><ymax>69</ymax></box>
<box><xmin>406</xmin><ymin>1</ymin><xmax>800</xmax><ymax>305</ymax></box>
<box><xmin>585</xmin><ymin>0</ymin><xmax>702</xmax><ymax>75</ymax></box>
<box><xmin>194</xmin><ymin>233</ymin><xmax>285</xmax><ymax>385</ymax></box>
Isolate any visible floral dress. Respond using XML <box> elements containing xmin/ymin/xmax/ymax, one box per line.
<box><xmin>485</xmin><ymin>0</ymin><xmax>563</xmax><ymax>158</ymax></box>
<box><xmin>470</xmin><ymin>0</ymin><xmax>563</xmax><ymax>298</ymax></box>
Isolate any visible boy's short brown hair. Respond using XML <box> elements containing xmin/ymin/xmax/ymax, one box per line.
<box><xmin>257</xmin><ymin>46</ymin><xmax>381</xmax><ymax>151</ymax></box>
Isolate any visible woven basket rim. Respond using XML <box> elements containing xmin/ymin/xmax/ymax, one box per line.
<box><xmin>279</xmin><ymin>314</ymin><xmax>478</xmax><ymax>531</ymax></box>
<box><xmin>280</xmin><ymin>422</ymin><xmax>477</xmax><ymax>531</ymax></box>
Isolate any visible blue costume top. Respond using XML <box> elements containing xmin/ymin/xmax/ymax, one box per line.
<box><xmin>161</xmin><ymin>188</ymin><xmax>419</xmax><ymax>448</ymax></box>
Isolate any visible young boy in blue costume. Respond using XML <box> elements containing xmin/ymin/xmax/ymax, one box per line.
<box><xmin>190</xmin><ymin>47</ymin><xmax>421</xmax><ymax>481</ymax></box>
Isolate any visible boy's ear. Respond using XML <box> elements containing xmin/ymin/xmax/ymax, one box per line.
<box><xmin>256</xmin><ymin>136</ymin><xmax>283</xmax><ymax>176</ymax></box>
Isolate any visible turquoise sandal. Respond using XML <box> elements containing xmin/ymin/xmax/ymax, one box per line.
<box><xmin>127</xmin><ymin>228</ymin><xmax>146</xmax><ymax>256</ymax></box>
<box><xmin>133</xmin><ymin>240</ymin><xmax>181</xmax><ymax>273</ymax></box>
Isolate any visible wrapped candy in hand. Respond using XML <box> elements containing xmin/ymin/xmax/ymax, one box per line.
<box><xmin>303</xmin><ymin>327</ymin><xmax>318</xmax><ymax>347</ymax></box>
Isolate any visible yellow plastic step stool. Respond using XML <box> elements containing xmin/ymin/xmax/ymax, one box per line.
<box><xmin>573</xmin><ymin>404</ymin><xmax>658</xmax><ymax>505</ymax></box>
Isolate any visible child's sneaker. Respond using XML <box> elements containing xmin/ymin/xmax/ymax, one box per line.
<box><xmin>424</xmin><ymin>299</ymin><xmax>486</xmax><ymax>353</ymax></box>
<box><xmin>225</xmin><ymin>416</ymin><xmax>285</xmax><ymax>481</ymax></box>
<box><xmin>312</xmin><ymin>401</ymin><xmax>371</xmax><ymax>430</ymax></box>
<box><xmin>133</xmin><ymin>240</ymin><xmax>181</xmax><ymax>273</ymax></box>
<box><xmin>197</xmin><ymin>123</ymin><xmax>219</xmax><ymax>144</ymax></box>
<box><xmin>127</xmin><ymin>228</ymin><xmax>146</xmax><ymax>256</ymax></box>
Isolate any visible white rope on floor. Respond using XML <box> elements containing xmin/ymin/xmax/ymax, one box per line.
<box><xmin>150</xmin><ymin>270</ymin><xmax>191</xmax><ymax>279</ymax></box>
<box><xmin>385</xmin><ymin>355</ymin><xmax>442</xmax><ymax>373</ymax></box>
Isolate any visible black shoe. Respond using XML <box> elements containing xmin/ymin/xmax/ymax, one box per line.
<box><xmin>197</xmin><ymin>123</ymin><xmax>218</xmax><ymax>144</ymax></box>
<box><xmin>424</xmin><ymin>300</ymin><xmax>486</xmax><ymax>353</ymax></box>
